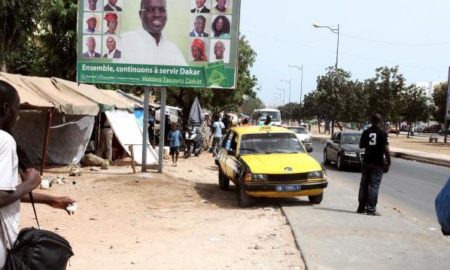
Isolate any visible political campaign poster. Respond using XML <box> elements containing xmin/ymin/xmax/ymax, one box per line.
<box><xmin>77</xmin><ymin>0</ymin><xmax>241</xmax><ymax>89</ymax></box>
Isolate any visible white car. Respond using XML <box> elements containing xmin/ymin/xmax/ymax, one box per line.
<box><xmin>287</xmin><ymin>126</ymin><xmax>313</xmax><ymax>152</ymax></box>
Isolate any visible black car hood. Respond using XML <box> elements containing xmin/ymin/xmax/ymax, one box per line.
<box><xmin>341</xmin><ymin>144</ymin><xmax>362</xmax><ymax>152</ymax></box>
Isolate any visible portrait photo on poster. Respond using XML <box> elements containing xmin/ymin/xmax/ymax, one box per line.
<box><xmin>102</xmin><ymin>35</ymin><xmax>122</xmax><ymax>59</ymax></box>
<box><xmin>84</xmin><ymin>12</ymin><xmax>102</xmax><ymax>34</ymax></box>
<box><xmin>82</xmin><ymin>35</ymin><xmax>102</xmax><ymax>58</ymax></box>
<box><xmin>190</xmin><ymin>37</ymin><xmax>209</xmax><ymax>63</ymax></box>
<box><xmin>209</xmin><ymin>39</ymin><xmax>230</xmax><ymax>63</ymax></box>
<box><xmin>211</xmin><ymin>14</ymin><xmax>232</xmax><ymax>39</ymax></box>
<box><xmin>212</xmin><ymin>0</ymin><xmax>233</xmax><ymax>14</ymax></box>
<box><xmin>103</xmin><ymin>12</ymin><xmax>121</xmax><ymax>35</ymax></box>
<box><xmin>104</xmin><ymin>0</ymin><xmax>123</xmax><ymax>11</ymax></box>
<box><xmin>84</xmin><ymin>0</ymin><xmax>104</xmax><ymax>12</ymax></box>
<box><xmin>119</xmin><ymin>0</ymin><xmax>188</xmax><ymax>66</ymax></box>
<box><xmin>189</xmin><ymin>14</ymin><xmax>211</xmax><ymax>37</ymax></box>
<box><xmin>191</xmin><ymin>0</ymin><xmax>211</xmax><ymax>13</ymax></box>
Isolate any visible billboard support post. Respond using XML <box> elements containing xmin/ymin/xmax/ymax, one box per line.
<box><xmin>141</xmin><ymin>87</ymin><xmax>150</xmax><ymax>172</ymax></box>
<box><xmin>158</xmin><ymin>88</ymin><xmax>167</xmax><ymax>173</ymax></box>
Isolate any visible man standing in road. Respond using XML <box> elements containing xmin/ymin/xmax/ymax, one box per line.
<box><xmin>121</xmin><ymin>0</ymin><xmax>187</xmax><ymax>65</ymax></box>
<box><xmin>357</xmin><ymin>113</ymin><xmax>391</xmax><ymax>216</ymax></box>
<box><xmin>0</xmin><ymin>81</ymin><xmax>76</xmax><ymax>268</ymax></box>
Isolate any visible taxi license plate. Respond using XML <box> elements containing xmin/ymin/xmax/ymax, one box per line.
<box><xmin>276</xmin><ymin>185</ymin><xmax>301</xmax><ymax>192</ymax></box>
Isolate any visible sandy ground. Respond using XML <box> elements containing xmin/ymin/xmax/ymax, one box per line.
<box><xmin>20</xmin><ymin>154</ymin><xmax>304</xmax><ymax>270</ymax></box>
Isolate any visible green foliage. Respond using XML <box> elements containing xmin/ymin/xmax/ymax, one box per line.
<box><xmin>305</xmin><ymin>66</ymin><xmax>432</xmax><ymax>130</ymax></box>
<box><xmin>277</xmin><ymin>103</ymin><xmax>302</xmax><ymax>123</ymax></box>
<box><xmin>240</xmin><ymin>96</ymin><xmax>264</xmax><ymax>116</ymax></box>
<box><xmin>0</xmin><ymin>0</ymin><xmax>41</xmax><ymax>73</ymax></box>
<box><xmin>32</xmin><ymin>0</ymin><xmax>78</xmax><ymax>80</ymax></box>
<box><xmin>432</xmin><ymin>83</ymin><xmax>448</xmax><ymax>124</ymax></box>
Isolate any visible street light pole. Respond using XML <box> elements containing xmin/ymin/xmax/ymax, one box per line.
<box><xmin>280</xmin><ymin>79</ymin><xmax>292</xmax><ymax>104</ymax></box>
<box><xmin>288</xmin><ymin>65</ymin><xmax>304</xmax><ymax>104</ymax></box>
<box><xmin>313</xmin><ymin>23</ymin><xmax>340</xmax><ymax>135</ymax></box>
<box><xmin>277</xmin><ymin>88</ymin><xmax>285</xmax><ymax>105</ymax></box>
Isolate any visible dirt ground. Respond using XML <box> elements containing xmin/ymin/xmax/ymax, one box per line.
<box><xmin>20</xmin><ymin>154</ymin><xmax>304</xmax><ymax>270</ymax></box>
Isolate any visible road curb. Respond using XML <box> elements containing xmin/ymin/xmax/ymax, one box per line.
<box><xmin>279</xmin><ymin>206</ymin><xmax>311</xmax><ymax>270</ymax></box>
<box><xmin>312</xmin><ymin>136</ymin><xmax>450</xmax><ymax>168</ymax></box>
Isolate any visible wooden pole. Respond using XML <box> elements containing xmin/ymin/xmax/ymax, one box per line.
<box><xmin>40</xmin><ymin>108</ymin><xmax>54</xmax><ymax>176</ymax></box>
<box><xmin>141</xmin><ymin>87</ymin><xmax>150</xmax><ymax>172</ymax></box>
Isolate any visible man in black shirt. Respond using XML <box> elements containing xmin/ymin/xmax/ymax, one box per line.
<box><xmin>357</xmin><ymin>113</ymin><xmax>391</xmax><ymax>216</ymax></box>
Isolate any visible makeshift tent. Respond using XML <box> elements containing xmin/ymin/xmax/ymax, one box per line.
<box><xmin>2</xmin><ymin>73</ymin><xmax>99</xmax><ymax>166</ymax></box>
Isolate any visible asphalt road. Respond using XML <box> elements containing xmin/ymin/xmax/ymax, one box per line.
<box><xmin>280</xmin><ymin>141</ymin><xmax>450</xmax><ymax>270</ymax></box>
<box><xmin>310</xmin><ymin>140</ymin><xmax>449</xmax><ymax>227</ymax></box>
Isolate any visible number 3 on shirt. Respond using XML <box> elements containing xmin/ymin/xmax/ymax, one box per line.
<box><xmin>369</xmin><ymin>133</ymin><xmax>377</xmax><ymax>146</ymax></box>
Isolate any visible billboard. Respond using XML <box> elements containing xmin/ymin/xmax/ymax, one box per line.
<box><xmin>76</xmin><ymin>0</ymin><xmax>241</xmax><ymax>89</ymax></box>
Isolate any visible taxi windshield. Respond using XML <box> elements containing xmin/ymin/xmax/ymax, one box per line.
<box><xmin>240</xmin><ymin>133</ymin><xmax>305</xmax><ymax>155</ymax></box>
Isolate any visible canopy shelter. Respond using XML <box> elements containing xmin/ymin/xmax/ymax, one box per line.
<box><xmin>53</xmin><ymin>78</ymin><xmax>134</xmax><ymax>112</ymax></box>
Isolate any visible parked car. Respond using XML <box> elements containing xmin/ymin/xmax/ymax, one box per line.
<box><xmin>286</xmin><ymin>126</ymin><xmax>313</xmax><ymax>152</ymax></box>
<box><xmin>439</xmin><ymin>127</ymin><xmax>450</xmax><ymax>136</ymax></box>
<box><xmin>323</xmin><ymin>131</ymin><xmax>364</xmax><ymax>170</ymax></box>
<box><xmin>422</xmin><ymin>125</ymin><xmax>441</xmax><ymax>133</ymax></box>
<box><xmin>216</xmin><ymin>126</ymin><xmax>327</xmax><ymax>207</ymax></box>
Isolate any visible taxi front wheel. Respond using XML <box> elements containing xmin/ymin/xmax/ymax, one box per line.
<box><xmin>236</xmin><ymin>179</ymin><xmax>255</xmax><ymax>208</ymax></box>
<box><xmin>218</xmin><ymin>168</ymin><xmax>230</xmax><ymax>190</ymax></box>
<box><xmin>308</xmin><ymin>193</ymin><xmax>323</xmax><ymax>204</ymax></box>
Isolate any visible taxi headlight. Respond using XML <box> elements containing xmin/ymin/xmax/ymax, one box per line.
<box><xmin>252</xmin><ymin>174</ymin><xmax>268</xmax><ymax>182</ymax></box>
<box><xmin>344</xmin><ymin>151</ymin><xmax>357</xmax><ymax>157</ymax></box>
<box><xmin>307</xmin><ymin>171</ymin><xmax>323</xmax><ymax>179</ymax></box>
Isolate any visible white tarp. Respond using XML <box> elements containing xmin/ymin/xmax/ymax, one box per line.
<box><xmin>13</xmin><ymin>111</ymin><xmax>94</xmax><ymax>165</ymax></box>
<box><xmin>105</xmin><ymin>110</ymin><xmax>158</xmax><ymax>166</ymax></box>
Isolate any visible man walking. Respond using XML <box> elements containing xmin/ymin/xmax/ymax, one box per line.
<box><xmin>357</xmin><ymin>113</ymin><xmax>391</xmax><ymax>216</ymax></box>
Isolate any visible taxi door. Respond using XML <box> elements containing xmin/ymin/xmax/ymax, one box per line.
<box><xmin>218</xmin><ymin>131</ymin><xmax>231</xmax><ymax>175</ymax></box>
<box><xmin>225</xmin><ymin>132</ymin><xmax>240</xmax><ymax>181</ymax></box>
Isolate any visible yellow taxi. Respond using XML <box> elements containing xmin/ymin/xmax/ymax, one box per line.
<box><xmin>216</xmin><ymin>126</ymin><xmax>328</xmax><ymax>207</ymax></box>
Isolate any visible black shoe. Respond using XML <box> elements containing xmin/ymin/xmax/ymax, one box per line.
<box><xmin>366</xmin><ymin>211</ymin><xmax>381</xmax><ymax>216</ymax></box>
<box><xmin>356</xmin><ymin>207</ymin><xmax>366</xmax><ymax>214</ymax></box>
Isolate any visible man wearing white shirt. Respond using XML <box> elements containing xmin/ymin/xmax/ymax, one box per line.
<box><xmin>191</xmin><ymin>0</ymin><xmax>210</xmax><ymax>13</ymax></box>
<box><xmin>121</xmin><ymin>0</ymin><xmax>187</xmax><ymax>66</ymax></box>
<box><xmin>0</xmin><ymin>81</ymin><xmax>75</xmax><ymax>268</ymax></box>
<box><xmin>103</xmin><ymin>37</ymin><xmax>122</xmax><ymax>59</ymax></box>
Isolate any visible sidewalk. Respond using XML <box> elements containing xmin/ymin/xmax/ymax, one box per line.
<box><xmin>281</xmin><ymin>171</ymin><xmax>450</xmax><ymax>270</ymax></box>
<box><xmin>311</xmin><ymin>134</ymin><xmax>450</xmax><ymax>168</ymax></box>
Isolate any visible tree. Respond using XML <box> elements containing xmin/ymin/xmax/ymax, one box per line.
<box><xmin>240</xmin><ymin>96</ymin><xmax>264</xmax><ymax>116</ymax></box>
<box><xmin>399</xmin><ymin>85</ymin><xmax>430</xmax><ymax>137</ymax></box>
<box><xmin>315</xmin><ymin>67</ymin><xmax>353</xmax><ymax>132</ymax></box>
<box><xmin>32</xmin><ymin>0</ymin><xmax>78</xmax><ymax>80</ymax></box>
<box><xmin>0</xmin><ymin>0</ymin><xmax>41</xmax><ymax>73</ymax></box>
<box><xmin>432</xmin><ymin>82</ymin><xmax>448</xmax><ymax>124</ymax></box>
<box><xmin>365</xmin><ymin>66</ymin><xmax>405</xmax><ymax>126</ymax></box>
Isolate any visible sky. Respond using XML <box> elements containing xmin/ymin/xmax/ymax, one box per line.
<box><xmin>239</xmin><ymin>0</ymin><xmax>450</xmax><ymax>107</ymax></box>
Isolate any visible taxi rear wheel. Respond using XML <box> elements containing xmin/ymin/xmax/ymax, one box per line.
<box><xmin>218</xmin><ymin>168</ymin><xmax>230</xmax><ymax>190</ymax></box>
<box><xmin>309</xmin><ymin>193</ymin><xmax>323</xmax><ymax>204</ymax></box>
